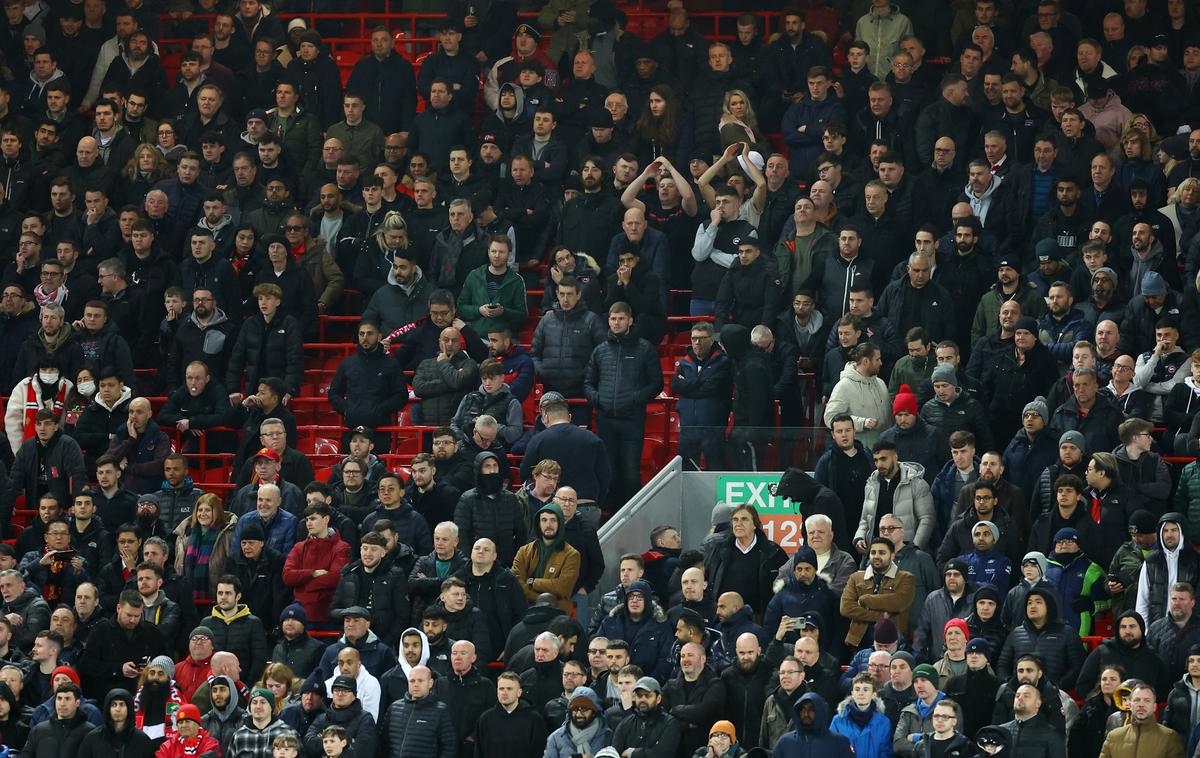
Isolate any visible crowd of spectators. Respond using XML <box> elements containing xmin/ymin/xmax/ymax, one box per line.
<box><xmin>1</xmin><ymin>0</ymin><xmax>1200</xmax><ymax>757</ymax></box>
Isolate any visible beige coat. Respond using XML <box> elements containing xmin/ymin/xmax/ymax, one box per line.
<box><xmin>173</xmin><ymin>511</ymin><xmax>238</xmax><ymax>598</ymax></box>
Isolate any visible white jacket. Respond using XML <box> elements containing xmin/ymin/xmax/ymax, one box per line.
<box><xmin>824</xmin><ymin>361</ymin><xmax>893</xmax><ymax>447</ymax></box>
<box><xmin>856</xmin><ymin>461</ymin><xmax>935</xmax><ymax>550</ymax></box>
<box><xmin>4</xmin><ymin>376</ymin><xmax>74</xmax><ymax>454</ymax></box>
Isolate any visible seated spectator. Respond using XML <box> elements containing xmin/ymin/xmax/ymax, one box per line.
<box><xmin>360</xmin><ymin>473</ymin><xmax>432</xmax><ymax>556</ymax></box>
<box><xmin>229</xmin><ymin>445</ymin><xmax>305</xmax><ymax>517</ymax></box>
<box><xmin>233</xmin><ymin>416</ymin><xmax>315</xmax><ymax>491</ymax></box>
<box><xmin>4</xmin><ymin>354</ymin><xmax>73</xmax><ymax>456</ymax></box>
<box><xmin>450</xmin><ymin>358</ymin><xmax>523</xmax><ymax>449</ymax></box>
<box><xmin>412</xmin><ymin>327</ymin><xmax>480</xmax><ymax>428</ymax></box>
<box><xmin>231</xmin><ymin>378</ymin><xmax>298</xmax><ymax>469</ymax></box>
<box><xmin>283</xmin><ymin>503</ymin><xmax>352</xmax><ymax>625</ymax></box>
<box><xmin>958</xmin><ymin>519</ymin><xmax>1013</xmax><ymax>591</ymax></box>
<box><xmin>157</xmin><ymin>361</ymin><xmax>236</xmax><ymax>455</ymax></box>
<box><xmin>360</xmin><ymin>249</ymin><xmax>431</xmax><ymax>337</ymax></box>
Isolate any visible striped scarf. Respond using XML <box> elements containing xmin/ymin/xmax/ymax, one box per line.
<box><xmin>22</xmin><ymin>380</ymin><xmax>67</xmax><ymax>443</ymax></box>
<box><xmin>185</xmin><ymin>525</ymin><xmax>219</xmax><ymax>601</ymax></box>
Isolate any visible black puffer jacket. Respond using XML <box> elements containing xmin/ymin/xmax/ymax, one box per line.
<box><xmin>379</xmin><ymin>693</ymin><xmax>457</xmax><ymax>758</ymax></box>
<box><xmin>206</xmin><ymin>604</ymin><xmax>270</xmax><ymax>685</ymax></box>
<box><xmin>303</xmin><ymin>699</ymin><xmax>376</xmax><ymax>758</ymax></box>
<box><xmin>531</xmin><ymin>304</ymin><xmax>608</xmax><ymax>394</ymax></box>
<box><xmin>21</xmin><ymin>708</ymin><xmax>93</xmax><ymax>758</ymax></box>
<box><xmin>225</xmin><ymin>311</ymin><xmax>304</xmax><ymax>396</ymax></box>
<box><xmin>996</xmin><ymin>586</ymin><xmax>1084</xmax><ymax>690</ymax></box>
<box><xmin>997</xmin><ymin>713</ymin><xmax>1062</xmax><ymax>758</ymax></box>
<box><xmin>452</xmin><ymin>452</ymin><xmax>529</xmax><ymax>566</ymax></box>
<box><xmin>332</xmin><ymin>557</ymin><xmax>411</xmax><ymax>646</ymax></box>
<box><xmin>432</xmin><ymin>667</ymin><xmax>493</xmax><ymax>758</ymax></box>
<box><xmin>584</xmin><ymin>329</ymin><xmax>663</xmax><ymax>419</ymax></box>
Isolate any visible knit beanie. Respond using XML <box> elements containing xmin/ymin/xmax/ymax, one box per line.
<box><xmin>148</xmin><ymin>655</ymin><xmax>175</xmax><ymax>678</ymax></box>
<box><xmin>931</xmin><ymin>364</ymin><xmax>958</xmax><ymax>387</ymax></box>
<box><xmin>944</xmin><ymin>617</ymin><xmax>970</xmax><ymax>642</ymax></box>
<box><xmin>1022</xmin><ymin>396</ymin><xmax>1049</xmax><ymax>424</ymax></box>
<box><xmin>893</xmin><ymin>384</ymin><xmax>919</xmax><ymax>416</ymax></box>
<box><xmin>976</xmin><ymin>519</ymin><xmax>1000</xmax><ymax>543</ymax></box>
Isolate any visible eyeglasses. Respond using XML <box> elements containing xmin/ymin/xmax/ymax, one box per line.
<box><xmin>284</xmin><ymin>225</ymin><xmax>305</xmax><ymax>232</ymax></box>
<box><xmin>261</xmin><ymin>431</ymin><xmax>285</xmax><ymax>438</ymax></box>
<box><xmin>879</xmin><ymin>526</ymin><xmax>901</xmax><ymax>533</ymax></box>
<box><xmin>974</xmin><ymin>495</ymin><xmax>995</xmax><ymax>502</ymax></box>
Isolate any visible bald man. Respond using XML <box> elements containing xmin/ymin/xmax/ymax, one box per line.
<box><xmin>713</xmin><ymin>592</ymin><xmax>766</xmax><ymax>663</ymax></box>
<box><xmin>607</xmin><ymin>206</ymin><xmax>670</xmax><ymax>303</ymax></box>
<box><xmin>723</xmin><ymin>632</ymin><xmax>770</xmax><ymax>749</ymax></box>
<box><xmin>380</xmin><ymin>665</ymin><xmax>457</xmax><ymax>758</ymax></box>
<box><xmin>105</xmin><ymin>396</ymin><xmax>171</xmax><ymax>494</ymax></box>
<box><xmin>663</xmin><ymin>640</ymin><xmax>725</xmax><ymax>757</ymax></box>
<box><xmin>412</xmin><ymin>326</ymin><xmax>481</xmax><ymax>427</ymax></box>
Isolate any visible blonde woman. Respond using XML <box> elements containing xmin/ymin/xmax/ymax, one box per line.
<box><xmin>1160</xmin><ymin>176</ymin><xmax>1200</xmax><ymax>254</ymax></box>
<box><xmin>353</xmin><ymin>210</ymin><xmax>408</xmax><ymax>296</ymax></box>
<box><xmin>718</xmin><ymin>89</ymin><xmax>770</xmax><ymax>157</ymax></box>
<box><xmin>121</xmin><ymin>143</ymin><xmax>170</xmax><ymax>206</ymax></box>
<box><xmin>173</xmin><ymin>492</ymin><xmax>237</xmax><ymax>601</ymax></box>
<box><xmin>256</xmin><ymin>662</ymin><xmax>302</xmax><ymax>714</ymax></box>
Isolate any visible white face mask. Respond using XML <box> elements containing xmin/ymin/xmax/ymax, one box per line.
<box><xmin>38</xmin><ymin>371</ymin><xmax>59</xmax><ymax>384</ymax></box>
<box><xmin>77</xmin><ymin>381</ymin><xmax>95</xmax><ymax>396</ymax></box>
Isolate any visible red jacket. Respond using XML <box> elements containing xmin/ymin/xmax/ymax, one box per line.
<box><xmin>174</xmin><ymin>655</ymin><xmax>212</xmax><ymax>702</ymax></box>
<box><xmin>282</xmin><ymin>530</ymin><xmax>351</xmax><ymax>622</ymax></box>
<box><xmin>155</xmin><ymin>728</ymin><xmax>221</xmax><ymax>758</ymax></box>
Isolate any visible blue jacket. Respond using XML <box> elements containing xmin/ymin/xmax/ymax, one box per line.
<box><xmin>959</xmin><ymin>550</ymin><xmax>1013</xmax><ymax>592</ymax></box>
<box><xmin>774</xmin><ymin>693</ymin><xmax>854</xmax><ymax>758</ymax></box>
<box><xmin>1036</xmin><ymin>308</ymin><xmax>1094</xmax><ymax>364</ymax></box>
<box><xmin>29</xmin><ymin>696</ymin><xmax>102</xmax><ymax>727</ymax></box>
<box><xmin>1002</xmin><ymin>429</ymin><xmax>1058</xmax><ymax>510</ymax></box>
<box><xmin>829</xmin><ymin>697</ymin><xmax>894</xmax><ymax>758</ymax></box>
<box><xmin>672</xmin><ymin>345</ymin><xmax>733</xmax><ymax>428</ymax></box>
<box><xmin>762</xmin><ymin>558</ymin><xmax>841</xmax><ymax>647</ymax></box>
<box><xmin>929</xmin><ymin>457</ymin><xmax>978</xmax><ymax>536</ymax></box>
<box><xmin>232</xmin><ymin>507</ymin><xmax>298</xmax><ymax>557</ymax></box>
<box><xmin>494</xmin><ymin>344</ymin><xmax>536</xmax><ymax>403</ymax></box>
<box><xmin>711</xmin><ymin>604</ymin><xmax>768</xmax><ymax>664</ymax></box>
<box><xmin>597</xmin><ymin>586</ymin><xmax>673</xmax><ymax>682</ymax></box>
<box><xmin>1045</xmin><ymin>549</ymin><xmax>1108</xmax><ymax>636</ymax></box>
<box><xmin>362</xmin><ymin>502</ymin><xmax>433</xmax><ymax>556</ymax></box>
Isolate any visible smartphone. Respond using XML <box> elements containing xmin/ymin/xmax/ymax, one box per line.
<box><xmin>790</xmin><ymin>617</ymin><xmax>805</xmax><ymax>630</ymax></box>
<box><xmin>54</xmin><ymin>550</ymin><xmax>76</xmax><ymax>561</ymax></box>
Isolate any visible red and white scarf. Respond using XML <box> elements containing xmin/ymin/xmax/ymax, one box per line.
<box><xmin>22</xmin><ymin>379</ymin><xmax>67</xmax><ymax>442</ymax></box>
<box><xmin>32</xmin><ymin>283</ymin><xmax>67</xmax><ymax>307</ymax></box>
